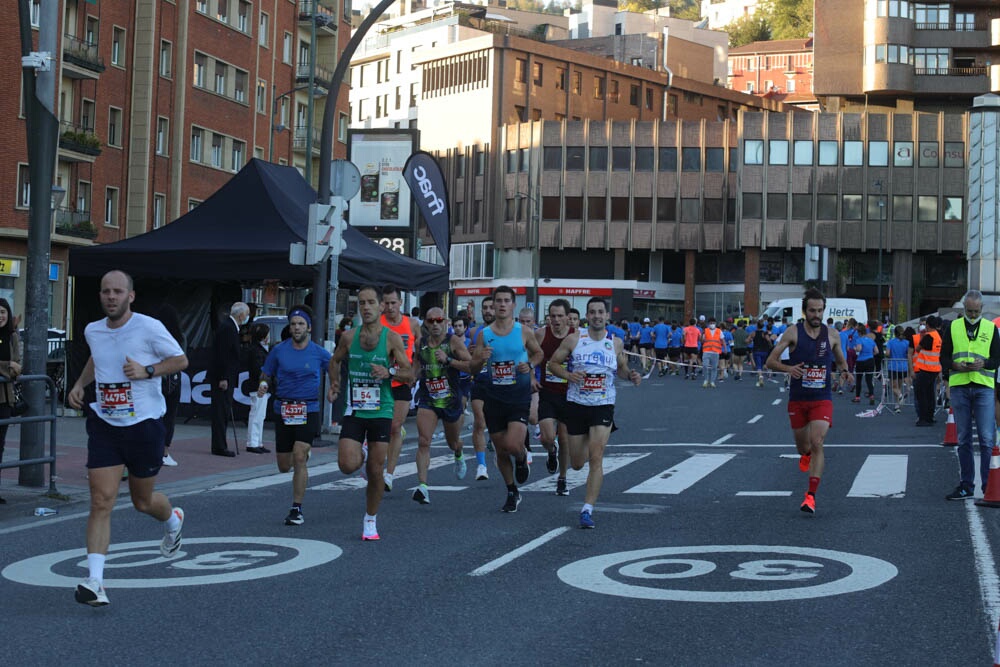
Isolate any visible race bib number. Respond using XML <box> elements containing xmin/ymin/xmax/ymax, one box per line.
<box><xmin>581</xmin><ymin>373</ymin><xmax>606</xmax><ymax>395</ymax></box>
<box><xmin>351</xmin><ymin>381</ymin><xmax>380</xmax><ymax>411</ymax></box>
<box><xmin>802</xmin><ymin>364</ymin><xmax>827</xmax><ymax>390</ymax></box>
<box><xmin>426</xmin><ymin>376</ymin><xmax>451</xmax><ymax>400</ymax></box>
<box><xmin>280</xmin><ymin>401</ymin><xmax>307</xmax><ymax>426</ymax></box>
<box><xmin>98</xmin><ymin>382</ymin><xmax>135</xmax><ymax>418</ymax></box>
<box><xmin>491</xmin><ymin>361</ymin><xmax>516</xmax><ymax>386</ymax></box>
<box><xmin>545</xmin><ymin>362</ymin><xmax>568</xmax><ymax>384</ymax></box>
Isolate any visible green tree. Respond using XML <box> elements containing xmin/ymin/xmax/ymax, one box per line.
<box><xmin>725</xmin><ymin>14</ymin><xmax>771</xmax><ymax>48</ymax></box>
<box><xmin>669</xmin><ymin>0</ymin><xmax>701</xmax><ymax>20</ymax></box>
<box><xmin>761</xmin><ymin>0</ymin><xmax>813</xmax><ymax>39</ymax></box>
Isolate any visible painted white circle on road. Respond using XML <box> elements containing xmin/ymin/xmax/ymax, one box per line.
<box><xmin>2</xmin><ymin>537</ymin><xmax>341</xmax><ymax>588</ymax></box>
<box><xmin>557</xmin><ymin>545</ymin><xmax>897</xmax><ymax>602</ymax></box>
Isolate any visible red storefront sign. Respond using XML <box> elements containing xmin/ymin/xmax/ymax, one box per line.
<box><xmin>633</xmin><ymin>289</ymin><xmax>656</xmax><ymax>298</ymax></box>
<box><xmin>538</xmin><ymin>287</ymin><xmax>613</xmax><ymax>296</ymax></box>
<box><xmin>455</xmin><ymin>286</ymin><xmax>526</xmax><ymax>296</ymax></box>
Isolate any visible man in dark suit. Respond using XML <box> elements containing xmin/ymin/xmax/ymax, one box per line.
<box><xmin>210</xmin><ymin>302</ymin><xmax>249</xmax><ymax>456</ymax></box>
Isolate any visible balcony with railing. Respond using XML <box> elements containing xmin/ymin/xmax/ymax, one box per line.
<box><xmin>53</xmin><ymin>208</ymin><xmax>98</xmax><ymax>240</ymax></box>
<box><xmin>58</xmin><ymin>121</ymin><xmax>101</xmax><ymax>162</ymax></box>
<box><xmin>296</xmin><ymin>61</ymin><xmax>335</xmax><ymax>88</ymax></box>
<box><xmin>292</xmin><ymin>126</ymin><xmax>322</xmax><ymax>153</ymax></box>
<box><xmin>912</xmin><ymin>21</ymin><xmax>990</xmax><ymax>48</ymax></box>
<box><xmin>62</xmin><ymin>34</ymin><xmax>105</xmax><ymax>76</ymax></box>
<box><xmin>298</xmin><ymin>1</ymin><xmax>337</xmax><ymax>35</ymax></box>
<box><xmin>914</xmin><ymin>66</ymin><xmax>989</xmax><ymax>94</ymax></box>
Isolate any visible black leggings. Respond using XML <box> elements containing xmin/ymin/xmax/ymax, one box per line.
<box><xmin>854</xmin><ymin>359</ymin><xmax>876</xmax><ymax>397</ymax></box>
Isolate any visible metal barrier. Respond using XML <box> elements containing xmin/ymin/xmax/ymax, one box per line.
<box><xmin>0</xmin><ymin>374</ymin><xmax>61</xmax><ymax>496</ymax></box>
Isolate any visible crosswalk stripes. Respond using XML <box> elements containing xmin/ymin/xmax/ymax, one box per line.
<box><xmin>519</xmin><ymin>453</ymin><xmax>650</xmax><ymax>494</ymax></box>
<box><xmin>623</xmin><ymin>453</ymin><xmax>737</xmax><ymax>495</ymax></box>
<box><xmin>212</xmin><ymin>449</ymin><xmax>933</xmax><ymax>499</ymax></box>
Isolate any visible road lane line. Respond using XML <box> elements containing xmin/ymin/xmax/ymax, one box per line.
<box><xmin>520</xmin><ymin>453</ymin><xmax>648</xmax><ymax>493</ymax></box>
<box><xmin>212</xmin><ymin>462</ymin><xmax>343</xmax><ymax>490</ymax></box>
<box><xmin>711</xmin><ymin>433</ymin><xmax>734</xmax><ymax>445</ymax></box>
<box><xmin>748</xmin><ymin>414</ymin><xmax>763</xmax><ymax>424</ymax></box>
<box><xmin>965</xmin><ymin>504</ymin><xmax>1000</xmax><ymax>652</ymax></box>
<box><xmin>469</xmin><ymin>527</ymin><xmax>570</xmax><ymax>576</ymax></box>
<box><xmin>735</xmin><ymin>491</ymin><xmax>792</xmax><ymax>496</ymax></box>
<box><xmin>847</xmin><ymin>455</ymin><xmax>907</xmax><ymax>498</ymax></box>
<box><xmin>312</xmin><ymin>455</ymin><xmax>455</xmax><ymax>491</ymax></box>
<box><xmin>607</xmin><ymin>443</ymin><xmax>944</xmax><ymax>448</ymax></box>
<box><xmin>772</xmin><ymin>399</ymin><xmax>782</xmax><ymax>405</ymax></box>
<box><xmin>624</xmin><ymin>453</ymin><xmax>736</xmax><ymax>495</ymax></box>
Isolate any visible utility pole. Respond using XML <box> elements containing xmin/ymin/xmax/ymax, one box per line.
<box><xmin>18</xmin><ymin>0</ymin><xmax>59</xmax><ymax>486</ymax></box>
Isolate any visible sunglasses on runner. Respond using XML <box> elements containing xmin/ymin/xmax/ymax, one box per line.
<box><xmin>426</xmin><ymin>317</ymin><xmax>446</xmax><ymax>323</ymax></box>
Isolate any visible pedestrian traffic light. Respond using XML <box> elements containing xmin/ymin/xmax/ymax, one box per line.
<box><xmin>306</xmin><ymin>200</ymin><xmax>348</xmax><ymax>264</ymax></box>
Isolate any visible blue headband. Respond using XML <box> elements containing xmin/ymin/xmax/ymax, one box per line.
<box><xmin>289</xmin><ymin>309</ymin><xmax>312</xmax><ymax>328</ymax></box>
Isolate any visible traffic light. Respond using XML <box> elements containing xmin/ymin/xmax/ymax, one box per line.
<box><xmin>306</xmin><ymin>200</ymin><xmax>348</xmax><ymax>265</ymax></box>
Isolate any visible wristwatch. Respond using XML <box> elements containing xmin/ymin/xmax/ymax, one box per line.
<box><xmin>145</xmin><ymin>365</ymin><xmax>156</xmax><ymax>378</ymax></box>
<box><xmin>389</xmin><ymin>367</ymin><xmax>398</xmax><ymax>377</ymax></box>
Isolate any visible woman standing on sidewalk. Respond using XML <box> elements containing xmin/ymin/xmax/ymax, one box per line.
<box><xmin>0</xmin><ymin>298</ymin><xmax>21</xmax><ymax>503</ymax></box>
<box><xmin>245</xmin><ymin>323</ymin><xmax>271</xmax><ymax>453</ymax></box>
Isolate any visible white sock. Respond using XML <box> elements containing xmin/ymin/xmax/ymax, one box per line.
<box><xmin>364</xmin><ymin>513</ymin><xmax>376</xmax><ymax>523</ymax></box>
<box><xmin>582</xmin><ymin>503</ymin><xmax>594</xmax><ymax>514</ymax></box>
<box><xmin>165</xmin><ymin>509</ymin><xmax>181</xmax><ymax>532</ymax></box>
<box><xmin>87</xmin><ymin>553</ymin><xmax>106</xmax><ymax>583</ymax></box>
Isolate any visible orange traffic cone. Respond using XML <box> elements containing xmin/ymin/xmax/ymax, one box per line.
<box><xmin>941</xmin><ymin>408</ymin><xmax>958</xmax><ymax>447</ymax></box>
<box><xmin>975</xmin><ymin>444</ymin><xmax>1000</xmax><ymax>508</ymax></box>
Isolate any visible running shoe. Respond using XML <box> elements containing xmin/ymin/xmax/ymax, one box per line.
<box><xmin>710</xmin><ymin>382</ymin><xmax>716</xmax><ymax>388</ymax></box>
<box><xmin>284</xmin><ymin>507</ymin><xmax>304</xmax><ymax>526</ymax></box>
<box><xmin>945</xmin><ymin>484</ymin><xmax>975</xmax><ymax>501</ymax></box>
<box><xmin>486</xmin><ymin>439</ymin><xmax>495</xmax><ymax>453</ymax></box>
<box><xmin>454</xmin><ymin>454</ymin><xmax>467</xmax><ymax>479</ymax></box>
<box><xmin>546</xmin><ymin>449</ymin><xmax>558</xmax><ymax>475</ymax></box>
<box><xmin>75</xmin><ymin>577</ymin><xmax>109</xmax><ymax>607</ymax></box>
<box><xmin>555</xmin><ymin>477</ymin><xmax>569</xmax><ymax>496</ymax></box>
<box><xmin>800</xmin><ymin>493</ymin><xmax>816</xmax><ymax>514</ymax></box>
<box><xmin>160</xmin><ymin>508</ymin><xmax>184</xmax><ymax>558</ymax></box>
<box><xmin>362</xmin><ymin>517</ymin><xmax>380</xmax><ymax>541</ymax></box>
<box><xmin>412</xmin><ymin>485</ymin><xmax>430</xmax><ymax>505</ymax></box>
<box><xmin>579</xmin><ymin>510</ymin><xmax>595</xmax><ymax>529</ymax></box>
<box><xmin>162</xmin><ymin>453</ymin><xmax>178</xmax><ymax>467</ymax></box>
<box><xmin>702</xmin><ymin>380</ymin><xmax>709</xmax><ymax>388</ymax></box>
<box><xmin>501</xmin><ymin>490</ymin><xmax>522</xmax><ymax>513</ymax></box>
<box><xmin>384</xmin><ymin>472</ymin><xmax>394</xmax><ymax>492</ymax></box>
<box><xmin>514</xmin><ymin>455</ymin><xmax>531</xmax><ymax>484</ymax></box>
<box><xmin>476</xmin><ymin>464</ymin><xmax>489</xmax><ymax>480</ymax></box>
<box><xmin>851</xmin><ymin>397</ymin><xmax>861</xmax><ymax>403</ymax></box>
<box><xmin>798</xmin><ymin>454</ymin><xmax>811</xmax><ymax>473</ymax></box>
<box><xmin>533</xmin><ymin>425</ymin><xmax>541</xmax><ymax>440</ymax></box>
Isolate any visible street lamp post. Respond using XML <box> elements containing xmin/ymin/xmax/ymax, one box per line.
<box><xmin>874</xmin><ymin>178</ymin><xmax>885</xmax><ymax>323</ymax></box>
<box><xmin>516</xmin><ymin>192</ymin><xmax>540</xmax><ymax>308</ymax></box>
<box><xmin>269</xmin><ymin>84</ymin><xmax>312</xmax><ymax>162</ymax></box>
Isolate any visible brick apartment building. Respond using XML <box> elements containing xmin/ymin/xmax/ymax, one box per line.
<box><xmin>1</xmin><ymin>0</ymin><xmax>349</xmax><ymax>326</ymax></box>
<box><xmin>814</xmin><ymin>0</ymin><xmax>1000</xmax><ymax>112</ymax></box>
<box><xmin>728</xmin><ymin>38</ymin><xmax>818</xmax><ymax>110</ymax></box>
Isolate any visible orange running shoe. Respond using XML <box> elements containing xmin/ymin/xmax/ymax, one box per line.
<box><xmin>800</xmin><ymin>493</ymin><xmax>816</xmax><ymax>514</ymax></box>
<box><xmin>798</xmin><ymin>454</ymin><xmax>811</xmax><ymax>473</ymax></box>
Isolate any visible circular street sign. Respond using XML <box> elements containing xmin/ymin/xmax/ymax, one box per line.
<box><xmin>557</xmin><ymin>545</ymin><xmax>897</xmax><ymax>602</ymax></box>
<box><xmin>2</xmin><ymin>537</ymin><xmax>342</xmax><ymax>589</ymax></box>
<box><xmin>330</xmin><ymin>159</ymin><xmax>362</xmax><ymax>200</ymax></box>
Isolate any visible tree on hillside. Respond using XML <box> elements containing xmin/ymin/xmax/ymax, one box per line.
<box><xmin>761</xmin><ymin>0</ymin><xmax>813</xmax><ymax>39</ymax></box>
<box><xmin>725</xmin><ymin>14</ymin><xmax>771</xmax><ymax>48</ymax></box>
<box><xmin>617</xmin><ymin>0</ymin><xmax>700</xmax><ymax>19</ymax></box>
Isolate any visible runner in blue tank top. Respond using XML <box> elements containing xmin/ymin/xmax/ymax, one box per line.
<box><xmin>765</xmin><ymin>288</ymin><xmax>850</xmax><ymax>516</ymax></box>
<box><xmin>468</xmin><ymin>286</ymin><xmax>544</xmax><ymax>513</ymax></box>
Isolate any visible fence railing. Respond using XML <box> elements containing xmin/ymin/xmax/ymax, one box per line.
<box><xmin>0</xmin><ymin>374</ymin><xmax>61</xmax><ymax>496</ymax></box>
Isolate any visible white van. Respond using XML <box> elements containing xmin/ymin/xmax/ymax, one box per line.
<box><xmin>761</xmin><ymin>298</ymin><xmax>868</xmax><ymax>325</ymax></box>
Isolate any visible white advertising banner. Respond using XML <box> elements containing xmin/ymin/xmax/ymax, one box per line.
<box><xmin>348</xmin><ymin>131</ymin><xmax>415</xmax><ymax>229</ymax></box>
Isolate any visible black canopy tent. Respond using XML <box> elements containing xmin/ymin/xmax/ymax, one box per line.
<box><xmin>68</xmin><ymin>158</ymin><xmax>449</xmax><ymax>288</ymax></box>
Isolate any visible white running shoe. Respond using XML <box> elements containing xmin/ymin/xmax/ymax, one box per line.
<box><xmin>454</xmin><ymin>455</ymin><xmax>467</xmax><ymax>479</ymax></box>
<box><xmin>384</xmin><ymin>472</ymin><xmax>394</xmax><ymax>492</ymax></box>
<box><xmin>362</xmin><ymin>517</ymin><xmax>380</xmax><ymax>541</ymax></box>
<box><xmin>526</xmin><ymin>450</ymin><xmax>533</xmax><ymax>465</ymax></box>
<box><xmin>75</xmin><ymin>577</ymin><xmax>109</xmax><ymax>607</ymax></box>
<box><xmin>160</xmin><ymin>508</ymin><xmax>184</xmax><ymax>558</ymax></box>
<box><xmin>162</xmin><ymin>453</ymin><xmax>178</xmax><ymax>467</ymax></box>
<box><xmin>476</xmin><ymin>464</ymin><xmax>489</xmax><ymax>480</ymax></box>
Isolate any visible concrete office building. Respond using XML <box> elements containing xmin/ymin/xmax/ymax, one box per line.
<box><xmin>1</xmin><ymin>0</ymin><xmax>350</xmax><ymax>325</ymax></box>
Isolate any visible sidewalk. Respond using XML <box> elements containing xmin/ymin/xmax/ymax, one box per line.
<box><xmin>0</xmin><ymin>412</ymin><xmax>369</xmax><ymax>522</ymax></box>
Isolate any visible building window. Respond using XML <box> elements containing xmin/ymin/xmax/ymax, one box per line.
<box><xmin>629</xmin><ymin>84</ymin><xmax>640</xmax><ymax>106</ymax></box>
<box><xmin>744</xmin><ymin>140</ymin><xmax>763</xmax><ymax>165</ymax></box>
<box><xmin>111</xmin><ymin>27</ymin><xmax>125</xmax><ymax>66</ymax></box>
<box><xmin>593</xmin><ymin>76</ymin><xmax>605</xmax><ymax>100</ymax></box>
<box><xmin>234</xmin><ymin>70</ymin><xmax>246</xmax><ymax>103</ymax></box>
<box><xmin>791</xmin><ymin>193</ymin><xmax>812</xmax><ymax>219</ymax></box>
<box><xmin>211</xmin><ymin>133</ymin><xmax>224</xmax><ymax>168</ymax></box>
<box><xmin>153</xmin><ymin>194</ymin><xmax>165</xmax><ymax>229</ymax></box>
<box><xmin>658</xmin><ymin>147</ymin><xmax>677</xmax><ymax>171</ymax></box>
<box><xmin>81</xmin><ymin>99</ymin><xmax>95</xmax><ymax>131</ymax></box>
<box><xmin>818</xmin><ymin>141</ymin><xmax>838</xmax><ymax>166</ymax></box>
<box><xmin>194</xmin><ymin>53</ymin><xmax>207</xmax><ymax>87</ymax></box>
<box><xmin>156</xmin><ymin>117</ymin><xmax>169</xmax><ymax>155</ymax></box>
<box><xmin>944</xmin><ymin>142</ymin><xmax>964</xmax><ymax>168</ymax></box>
<box><xmin>843</xmin><ymin>141</ymin><xmax>864</xmax><ymax>166</ymax></box>
<box><xmin>107</xmin><ymin>107</ymin><xmax>122</xmax><ymax>146</ymax></box>
<box><xmin>338</xmin><ymin>112</ymin><xmax>349</xmax><ymax>143</ymax></box>
<box><xmin>787</xmin><ymin>79</ymin><xmax>796</xmax><ymax>93</ymax></box>
<box><xmin>259</xmin><ymin>13</ymin><xmax>269</xmax><ymax>46</ymax></box>
<box><xmin>519</xmin><ymin>148</ymin><xmax>529</xmax><ymax>173</ymax></box>
<box><xmin>256</xmin><ymin>79</ymin><xmax>266</xmax><ymax>114</ymax></box>
<box><xmin>635</xmin><ymin>147</ymin><xmax>654</xmax><ymax>172</ymax></box>
<box><xmin>944</xmin><ymin>197</ymin><xmax>963</xmax><ymax>222</ymax></box>
<box><xmin>216</xmin><ymin>0</ymin><xmax>229</xmax><ymax>23</ymax></box>
<box><xmin>742</xmin><ymin>193</ymin><xmax>762</xmax><ymax>218</ymax></box>
<box><xmin>768</xmin><ymin>140</ymin><xmax>788</xmax><ymax>165</ymax></box>
<box><xmin>705</xmin><ymin>148</ymin><xmax>724</xmax><ymax>172</ymax></box>
<box><xmin>159</xmin><ymin>40</ymin><xmax>172</xmax><ymax>77</ymax></box>
<box><xmin>645</xmin><ymin>88</ymin><xmax>653</xmax><ymax>110</ymax></box>
<box><xmin>29</xmin><ymin>0</ymin><xmax>40</xmax><ymax>26</ymax></box>
<box><xmin>612</xmin><ymin>147</ymin><xmax>631</xmax><ymax>171</ymax></box>
<box><xmin>515</xmin><ymin>58</ymin><xmax>527</xmax><ymax>83</ymax></box>
<box><xmin>894</xmin><ymin>141</ymin><xmax>913</xmax><ymax>167</ymax></box>
<box><xmin>681</xmin><ymin>148</ymin><xmax>700</xmax><ymax>172</ymax></box>
<box><xmin>283</xmin><ymin>32</ymin><xmax>293</xmax><ymax>64</ymax></box>
<box><xmin>588</xmin><ymin>196</ymin><xmax>607</xmax><ymax>220</ymax></box>
<box><xmin>16</xmin><ymin>164</ymin><xmax>30</xmax><ymax>208</ymax></box>
<box><xmin>589</xmin><ymin>146</ymin><xmax>608</xmax><ymax>171</ymax></box>
<box><xmin>85</xmin><ymin>16</ymin><xmax>98</xmax><ymax>44</ymax></box>
<box><xmin>532</xmin><ymin>62</ymin><xmax>542</xmax><ymax>86</ymax></box>
<box><xmin>196</xmin><ymin>0</ymin><xmax>208</xmax><ymax>11</ymax></box>
<box><xmin>104</xmin><ymin>187</ymin><xmax>119</xmax><ymax>226</ymax></box>
<box><xmin>869</xmin><ymin>141</ymin><xmax>889</xmax><ymax>166</ymax></box>
<box><xmin>667</xmin><ymin>94</ymin><xmax>677</xmax><ymax>116</ymax></box>
<box><xmin>842</xmin><ymin>194</ymin><xmax>863</xmax><ymax>220</ymax></box>
<box><xmin>793</xmin><ymin>140</ymin><xmax>813</xmax><ymax>165</ymax></box>
<box><xmin>215</xmin><ymin>63</ymin><xmax>228</xmax><ymax>95</ymax></box>
<box><xmin>656</xmin><ymin>198</ymin><xmax>676</xmax><ymax>222</ymax></box>
<box><xmin>816</xmin><ymin>194</ymin><xmax>837</xmax><ymax>220</ymax></box>
<box><xmin>767</xmin><ymin>193</ymin><xmax>788</xmax><ymax>220</ymax></box>
<box><xmin>917</xmin><ymin>195</ymin><xmax>938</xmax><ymax>222</ymax></box>
<box><xmin>231</xmin><ymin>140</ymin><xmax>244</xmax><ymax>171</ymax></box>
<box><xmin>892</xmin><ymin>195</ymin><xmax>912</xmax><ymax>221</ymax></box>
<box><xmin>191</xmin><ymin>127</ymin><xmax>203</xmax><ymax>162</ymax></box>
<box><xmin>919</xmin><ymin>141</ymin><xmax>939</xmax><ymax>167</ymax></box>
<box><xmin>566</xmin><ymin>146</ymin><xmax>584</xmax><ymax>171</ymax></box>
<box><xmin>556</xmin><ymin>68</ymin><xmax>567</xmax><ymax>90</ymax></box>
<box><xmin>238</xmin><ymin>0</ymin><xmax>250</xmax><ymax>32</ymax></box>
<box><xmin>609</xmin><ymin>79</ymin><xmax>619</xmax><ymax>103</ymax></box>
<box><xmin>572</xmin><ymin>71</ymin><xmax>582</xmax><ymax>95</ymax></box>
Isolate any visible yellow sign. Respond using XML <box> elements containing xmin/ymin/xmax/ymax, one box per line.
<box><xmin>0</xmin><ymin>258</ymin><xmax>21</xmax><ymax>277</ymax></box>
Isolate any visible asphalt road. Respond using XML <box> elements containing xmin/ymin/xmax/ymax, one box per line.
<box><xmin>3</xmin><ymin>369</ymin><xmax>999</xmax><ymax>666</ymax></box>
